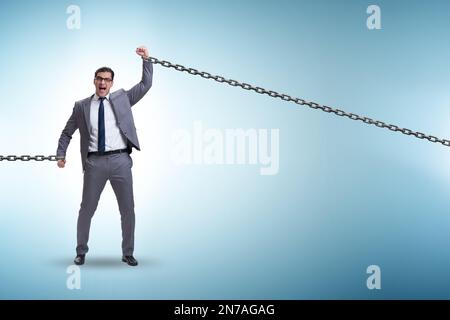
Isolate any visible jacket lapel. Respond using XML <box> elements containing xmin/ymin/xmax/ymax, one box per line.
<box><xmin>83</xmin><ymin>95</ymin><xmax>94</xmax><ymax>131</ymax></box>
<box><xmin>109</xmin><ymin>91</ymin><xmax>119</xmax><ymax>119</ymax></box>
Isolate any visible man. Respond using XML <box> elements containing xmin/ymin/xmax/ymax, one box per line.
<box><xmin>56</xmin><ymin>46</ymin><xmax>153</xmax><ymax>266</ymax></box>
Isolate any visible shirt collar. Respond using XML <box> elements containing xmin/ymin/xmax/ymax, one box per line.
<box><xmin>94</xmin><ymin>93</ymin><xmax>110</xmax><ymax>101</ymax></box>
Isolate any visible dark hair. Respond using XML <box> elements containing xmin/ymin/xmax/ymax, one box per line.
<box><xmin>95</xmin><ymin>67</ymin><xmax>115</xmax><ymax>80</ymax></box>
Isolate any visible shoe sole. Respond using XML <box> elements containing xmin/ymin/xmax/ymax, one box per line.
<box><xmin>122</xmin><ymin>258</ymin><xmax>138</xmax><ymax>266</ymax></box>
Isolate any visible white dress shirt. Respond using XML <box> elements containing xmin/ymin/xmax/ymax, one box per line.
<box><xmin>88</xmin><ymin>93</ymin><xmax>128</xmax><ymax>152</ymax></box>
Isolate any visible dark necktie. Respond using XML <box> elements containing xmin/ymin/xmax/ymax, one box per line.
<box><xmin>98</xmin><ymin>97</ymin><xmax>106</xmax><ymax>152</ymax></box>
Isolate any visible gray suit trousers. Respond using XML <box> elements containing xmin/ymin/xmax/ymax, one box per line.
<box><xmin>76</xmin><ymin>152</ymin><xmax>135</xmax><ymax>256</ymax></box>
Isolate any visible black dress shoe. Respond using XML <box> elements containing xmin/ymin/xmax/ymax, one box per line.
<box><xmin>74</xmin><ymin>254</ymin><xmax>85</xmax><ymax>265</ymax></box>
<box><xmin>122</xmin><ymin>255</ymin><xmax>138</xmax><ymax>266</ymax></box>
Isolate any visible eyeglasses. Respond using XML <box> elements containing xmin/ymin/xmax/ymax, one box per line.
<box><xmin>95</xmin><ymin>76</ymin><xmax>113</xmax><ymax>83</ymax></box>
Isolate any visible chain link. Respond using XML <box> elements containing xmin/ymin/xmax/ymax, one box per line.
<box><xmin>3</xmin><ymin>56</ymin><xmax>449</xmax><ymax>162</ymax></box>
<box><xmin>149</xmin><ymin>56</ymin><xmax>450</xmax><ymax>148</ymax></box>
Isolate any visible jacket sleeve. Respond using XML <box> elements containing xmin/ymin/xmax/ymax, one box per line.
<box><xmin>56</xmin><ymin>103</ymin><xmax>79</xmax><ymax>158</ymax></box>
<box><xmin>126</xmin><ymin>58</ymin><xmax>153</xmax><ymax>107</ymax></box>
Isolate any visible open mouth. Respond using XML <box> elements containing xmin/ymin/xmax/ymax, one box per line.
<box><xmin>99</xmin><ymin>86</ymin><xmax>107</xmax><ymax>93</ymax></box>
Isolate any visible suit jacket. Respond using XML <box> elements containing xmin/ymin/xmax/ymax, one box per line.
<box><xmin>57</xmin><ymin>59</ymin><xmax>153</xmax><ymax>171</ymax></box>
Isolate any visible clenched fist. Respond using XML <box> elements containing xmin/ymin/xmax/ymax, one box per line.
<box><xmin>57</xmin><ymin>159</ymin><xmax>66</xmax><ymax>168</ymax></box>
<box><xmin>136</xmin><ymin>46</ymin><xmax>149</xmax><ymax>59</ymax></box>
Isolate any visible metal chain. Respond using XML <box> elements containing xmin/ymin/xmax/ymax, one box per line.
<box><xmin>149</xmin><ymin>56</ymin><xmax>450</xmax><ymax>148</ymax></box>
<box><xmin>0</xmin><ymin>155</ymin><xmax>64</xmax><ymax>162</ymax></box>
<box><xmin>2</xmin><ymin>56</ymin><xmax>449</xmax><ymax>162</ymax></box>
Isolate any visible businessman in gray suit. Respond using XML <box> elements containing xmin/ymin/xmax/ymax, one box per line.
<box><xmin>56</xmin><ymin>46</ymin><xmax>153</xmax><ymax>266</ymax></box>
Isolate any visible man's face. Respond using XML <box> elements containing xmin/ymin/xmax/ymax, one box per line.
<box><xmin>94</xmin><ymin>72</ymin><xmax>114</xmax><ymax>97</ymax></box>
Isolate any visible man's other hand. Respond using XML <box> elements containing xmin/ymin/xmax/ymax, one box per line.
<box><xmin>57</xmin><ymin>159</ymin><xmax>66</xmax><ymax>168</ymax></box>
<box><xmin>136</xmin><ymin>46</ymin><xmax>149</xmax><ymax>59</ymax></box>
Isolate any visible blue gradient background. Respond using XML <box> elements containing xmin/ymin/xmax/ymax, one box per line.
<box><xmin>1</xmin><ymin>0</ymin><xmax>450</xmax><ymax>299</ymax></box>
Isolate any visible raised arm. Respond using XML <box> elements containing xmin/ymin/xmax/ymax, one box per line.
<box><xmin>126</xmin><ymin>46</ymin><xmax>153</xmax><ymax>107</ymax></box>
<box><xmin>56</xmin><ymin>103</ymin><xmax>79</xmax><ymax>168</ymax></box>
